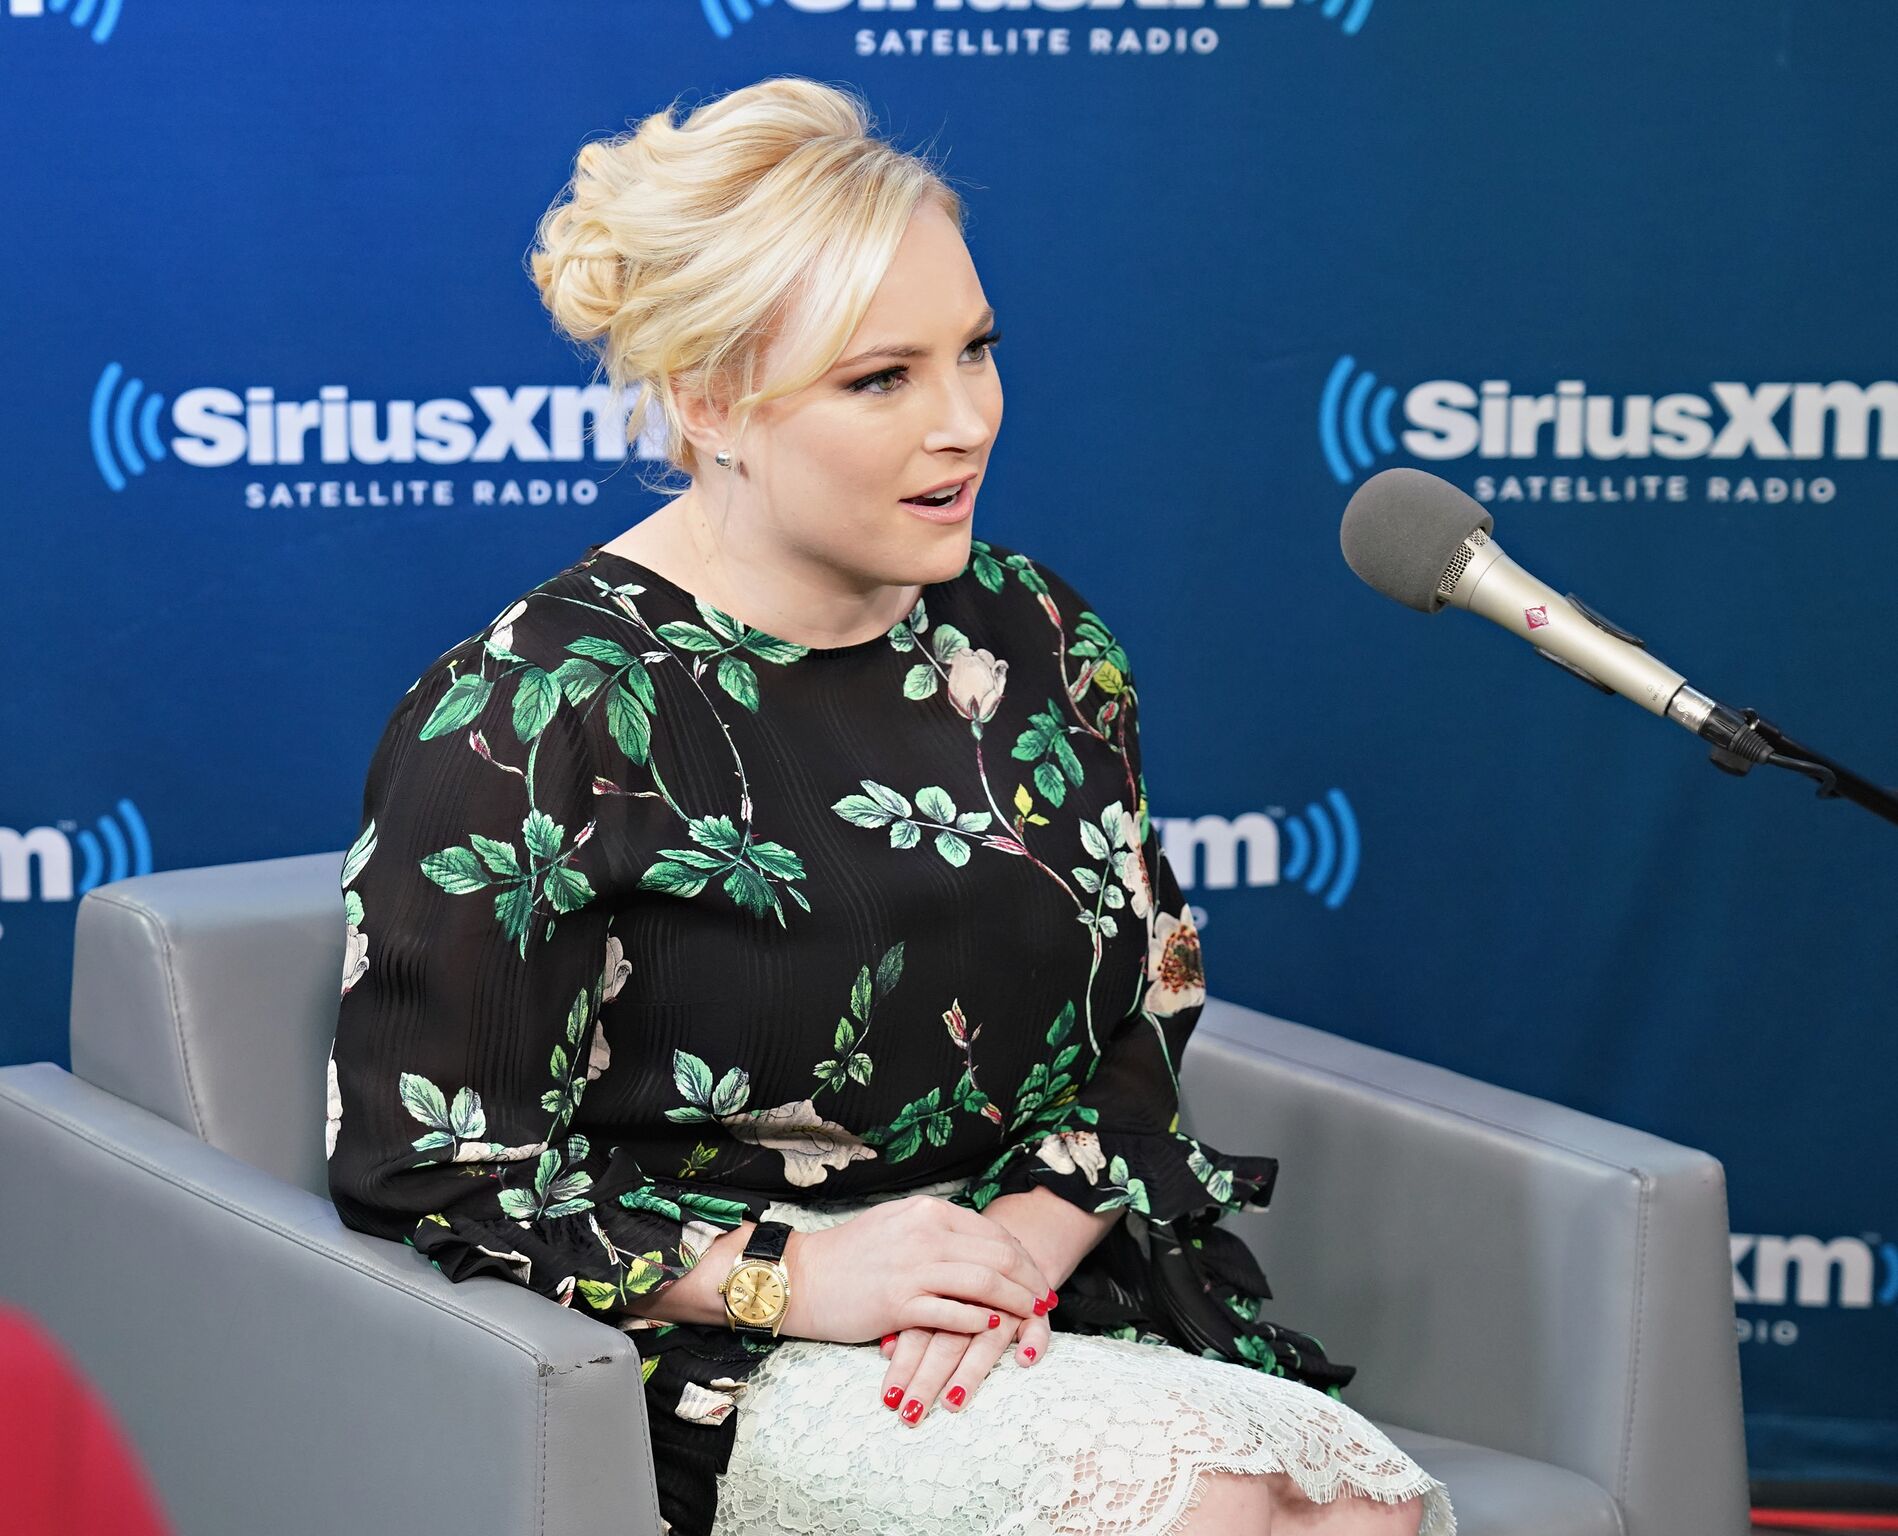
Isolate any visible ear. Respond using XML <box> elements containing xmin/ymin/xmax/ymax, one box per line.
<box><xmin>672</xmin><ymin>370</ymin><xmax>743</xmax><ymax>464</ymax></box>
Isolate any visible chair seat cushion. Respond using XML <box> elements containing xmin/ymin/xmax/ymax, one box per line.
<box><xmin>1376</xmin><ymin>1419</ymin><xmax>1624</xmax><ymax>1536</ymax></box>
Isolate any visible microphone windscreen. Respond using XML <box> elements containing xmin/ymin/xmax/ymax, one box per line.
<box><xmin>1340</xmin><ymin>467</ymin><xmax>1496</xmax><ymax>613</ymax></box>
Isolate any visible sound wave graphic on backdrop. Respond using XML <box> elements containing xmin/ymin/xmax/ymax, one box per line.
<box><xmin>74</xmin><ymin>798</ymin><xmax>153</xmax><ymax>893</ymax></box>
<box><xmin>7</xmin><ymin>0</ymin><xmax>124</xmax><ymax>44</ymax></box>
<box><xmin>702</xmin><ymin>0</ymin><xmax>773</xmax><ymax>41</ymax></box>
<box><xmin>1319</xmin><ymin>354</ymin><xmax>1402</xmax><ymax>484</ymax></box>
<box><xmin>1300</xmin><ymin>0</ymin><xmax>1375</xmax><ymax>36</ymax></box>
<box><xmin>697</xmin><ymin>0</ymin><xmax>1373</xmax><ymax>40</ymax></box>
<box><xmin>90</xmin><ymin>362</ymin><xmax>168</xmax><ymax>491</ymax></box>
<box><xmin>1280</xmin><ymin>789</ymin><xmax>1360</xmax><ymax>909</ymax></box>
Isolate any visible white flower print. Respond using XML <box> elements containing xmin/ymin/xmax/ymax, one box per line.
<box><xmin>324</xmin><ymin>1047</ymin><xmax>343</xmax><ymax>1160</ymax></box>
<box><xmin>1113</xmin><ymin>805</ymin><xmax>1153</xmax><ymax>921</ymax></box>
<box><xmin>602</xmin><ymin>934</ymin><xmax>631</xmax><ymax>1002</ymax></box>
<box><xmin>674</xmin><ymin>1379</ymin><xmax>742</xmax><ymax>1427</ymax></box>
<box><xmin>471</xmin><ymin>1242</ymin><xmax>536</xmax><ymax>1285</ymax></box>
<box><xmin>945</xmin><ymin>646</ymin><xmax>1008</xmax><ymax>723</ymax></box>
<box><xmin>487</xmin><ymin>599</ymin><xmax>529</xmax><ymax>656</ymax></box>
<box><xmin>678</xmin><ymin>1218</ymin><xmax>726</xmax><ymax>1268</ymax></box>
<box><xmin>339</xmin><ymin>923</ymin><xmax>369</xmax><ymax>996</ymax></box>
<box><xmin>454</xmin><ymin>1138</ymin><xmax>549</xmax><ymax>1164</ymax></box>
<box><xmin>1143</xmin><ymin>907</ymin><xmax>1206</xmax><ymax>1018</ymax></box>
<box><xmin>719</xmin><ymin>1098</ymin><xmax>880</xmax><ymax>1187</ymax></box>
<box><xmin>1033</xmin><ymin>1128</ymin><xmax>1107</xmax><ymax>1185</ymax></box>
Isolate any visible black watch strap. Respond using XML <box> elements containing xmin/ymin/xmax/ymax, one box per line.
<box><xmin>742</xmin><ymin>1217</ymin><xmax>792</xmax><ymax>1264</ymax></box>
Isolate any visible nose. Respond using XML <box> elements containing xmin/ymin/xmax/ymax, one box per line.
<box><xmin>926</xmin><ymin>369</ymin><xmax>999</xmax><ymax>455</ymax></box>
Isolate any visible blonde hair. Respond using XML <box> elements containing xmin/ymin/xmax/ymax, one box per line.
<box><xmin>527</xmin><ymin>76</ymin><xmax>966</xmax><ymax>489</ymax></box>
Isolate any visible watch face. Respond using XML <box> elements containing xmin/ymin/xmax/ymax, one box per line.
<box><xmin>726</xmin><ymin>1261</ymin><xmax>787</xmax><ymax>1325</ymax></box>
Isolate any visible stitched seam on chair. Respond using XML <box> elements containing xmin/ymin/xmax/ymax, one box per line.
<box><xmin>1198</xmin><ymin>1018</ymin><xmax>1662</xmax><ymax>1180</ymax></box>
<box><xmin>1615</xmin><ymin>1169</ymin><xmax>1651</xmax><ymax>1526</ymax></box>
<box><xmin>79</xmin><ymin>890</ymin><xmax>209</xmax><ymax>1140</ymax></box>
<box><xmin>0</xmin><ymin>1077</ymin><xmax>570</xmax><ymax>1368</ymax></box>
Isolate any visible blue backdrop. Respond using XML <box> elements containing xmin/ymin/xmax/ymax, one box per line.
<box><xmin>3</xmin><ymin>0</ymin><xmax>1892</xmax><ymax>1495</ymax></box>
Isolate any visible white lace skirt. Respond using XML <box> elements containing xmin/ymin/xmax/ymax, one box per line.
<box><xmin>710</xmin><ymin>1175</ymin><xmax>1457</xmax><ymax>1536</ymax></box>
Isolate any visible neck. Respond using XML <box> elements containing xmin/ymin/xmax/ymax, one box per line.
<box><xmin>663</xmin><ymin>488</ymin><xmax>928</xmax><ymax>650</ymax></box>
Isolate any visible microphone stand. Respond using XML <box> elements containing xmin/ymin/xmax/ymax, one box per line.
<box><xmin>1692</xmin><ymin>705</ymin><xmax>1898</xmax><ymax>825</ymax></box>
<box><xmin>1540</xmin><ymin>592</ymin><xmax>1898</xmax><ymax>827</ymax></box>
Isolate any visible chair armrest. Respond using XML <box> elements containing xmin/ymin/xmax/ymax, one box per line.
<box><xmin>0</xmin><ymin>1062</ymin><xmax>664</xmax><ymax>1536</ymax></box>
<box><xmin>1179</xmin><ymin>998</ymin><xmax>1750</xmax><ymax>1536</ymax></box>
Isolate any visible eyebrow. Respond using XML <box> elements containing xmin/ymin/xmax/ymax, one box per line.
<box><xmin>833</xmin><ymin>305</ymin><xmax>996</xmax><ymax>372</ymax></box>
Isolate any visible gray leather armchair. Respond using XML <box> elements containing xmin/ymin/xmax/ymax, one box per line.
<box><xmin>0</xmin><ymin>849</ymin><xmax>1751</xmax><ymax>1536</ymax></box>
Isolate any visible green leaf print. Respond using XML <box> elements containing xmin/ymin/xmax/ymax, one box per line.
<box><xmin>423</xmin><ymin>804</ymin><xmax>597</xmax><ymax>960</ymax></box>
<box><xmin>418</xmin><ymin>672</ymin><xmax>491</xmax><ymax>740</ymax></box>
<box><xmin>654</xmin><ymin>598</ymin><xmax>809</xmax><ymax>711</ymax></box>
<box><xmin>833</xmin><ymin>780</ymin><xmax>992</xmax><ymax>864</ymax></box>
<box><xmin>665</xmin><ymin>1048</ymin><xmax>753</xmax><ymax>1123</ymax></box>
<box><xmin>866</xmin><ymin>1086</ymin><xmax>953</xmax><ymax>1163</ymax></box>
<box><xmin>511</xmin><ymin>667</ymin><xmax>560</xmax><ymax>742</ymax></box>
<box><xmin>636</xmin><ymin>814</ymin><xmax>809</xmax><ymax>924</ymax></box>
<box><xmin>340</xmin><ymin>818</ymin><xmax>377</xmax><ymax>888</ymax></box>
<box><xmin>1084</xmin><ymin>1154</ymin><xmax>1149</xmax><ymax>1215</ymax></box>
<box><xmin>1010</xmin><ymin>700</ymin><xmax>1087</xmax><ymax>808</ymax></box>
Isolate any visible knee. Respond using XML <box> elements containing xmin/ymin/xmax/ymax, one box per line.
<box><xmin>1177</xmin><ymin>1467</ymin><xmax>1274</xmax><ymax>1532</ymax></box>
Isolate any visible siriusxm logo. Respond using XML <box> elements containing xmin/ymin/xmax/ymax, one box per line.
<box><xmin>1319</xmin><ymin>355</ymin><xmax>1898</xmax><ymax>484</ymax></box>
<box><xmin>702</xmin><ymin>0</ymin><xmax>1374</xmax><ymax>40</ymax></box>
<box><xmin>89</xmin><ymin>364</ymin><xmax>648</xmax><ymax>491</ymax></box>
<box><xmin>1159</xmin><ymin>789</ymin><xmax>1360</xmax><ymax>909</ymax></box>
<box><xmin>1</xmin><ymin>799</ymin><xmax>153</xmax><ymax>903</ymax></box>
<box><xmin>5</xmin><ymin>0</ymin><xmax>122</xmax><ymax>44</ymax></box>
<box><xmin>1732</xmin><ymin>1233</ymin><xmax>1898</xmax><ymax>1310</ymax></box>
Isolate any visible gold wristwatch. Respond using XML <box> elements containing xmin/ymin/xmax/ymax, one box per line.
<box><xmin>718</xmin><ymin>1218</ymin><xmax>795</xmax><ymax>1337</ymax></box>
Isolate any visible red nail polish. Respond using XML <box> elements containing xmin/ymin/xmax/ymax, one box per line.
<box><xmin>1032</xmin><ymin>1296</ymin><xmax>1048</xmax><ymax>1316</ymax></box>
<box><xmin>1021</xmin><ymin>1345</ymin><xmax>1037</xmax><ymax>1362</ymax></box>
<box><xmin>946</xmin><ymin>1385</ymin><xmax>967</xmax><ymax>1407</ymax></box>
<box><xmin>883</xmin><ymin>1384</ymin><xmax>904</xmax><ymax>1408</ymax></box>
<box><xmin>988</xmin><ymin>1312</ymin><xmax>1000</xmax><ymax>1328</ymax></box>
<box><xmin>881</xmin><ymin>1333</ymin><xmax>897</xmax><ymax>1349</ymax></box>
<box><xmin>1047</xmin><ymin>1289</ymin><xmax>1059</xmax><ymax>1309</ymax></box>
<box><xmin>902</xmin><ymin>1398</ymin><xmax>923</xmax><ymax>1423</ymax></box>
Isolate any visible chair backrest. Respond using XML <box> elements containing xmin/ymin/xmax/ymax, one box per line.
<box><xmin>70</xmin><ymin>850</ymin><xmax>347</xmax><ymax>1198</ymax></box>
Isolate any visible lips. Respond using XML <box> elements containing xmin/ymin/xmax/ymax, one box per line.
<box><xmin>902</xmin><ymin>477</ymin><xmax>974</xmax><ymax>522</ymax></box>
<box><xmin>902</xmin><ymin>474</ymin><xmax>974</xmax><ymax>504</ymax></box>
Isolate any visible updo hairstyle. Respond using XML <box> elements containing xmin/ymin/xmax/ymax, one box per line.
<box><xmin>527</xmin><ymin>76</ymin><xmax>966</xmax><ymax>489</ymax></box>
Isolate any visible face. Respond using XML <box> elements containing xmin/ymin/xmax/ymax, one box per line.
<box><xmin>691</xmin><ymin>198</ymin><xmax>1003</xmax><ymax>589</ymax></box>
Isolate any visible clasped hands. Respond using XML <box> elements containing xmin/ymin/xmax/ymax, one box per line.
<box><xmin>783</xmin><ymin>1187</ymin><xmax>1107</xmax><ymax>1429</ymax></box>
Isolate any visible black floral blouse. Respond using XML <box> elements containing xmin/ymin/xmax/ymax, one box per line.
<box><xmin>327</xmin><ymin>536</ymin><xmax>1355</xmax><ymax>1533</ymax></box>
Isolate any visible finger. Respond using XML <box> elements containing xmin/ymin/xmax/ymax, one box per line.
<box><xmin>969</xmin><ymin>1210</ymin><xmax>1060</xmax><ymax>1309</ymax></box>
<box><xmin>899</xmin><ymin>1293</ymin><xmax>1024</xmax><ymax>1335</ymax></box>
<box><xmin>938</xmin><ymin>1311</ymin><xmax>1020</xmax><ymax>1412</ymax></box>
<box><xmin>897</xmin><ymin>1329</ymin><xmax>975</xmax><ymax>1427</ymax></box>
<box><xmin>918</xmin><ymin>1257</ymin><xmax>1046</xmax><ymax>1322</ymax></box>
<box><xmin>1013</xmin><ymin>1304</ymin><xmax>1053</xmax><ymax>1367</ymax></box>
<box><xmin>879</xmin><ymin>1327</ymin><xmax>932</xmax><ymax>1414</ymax></box>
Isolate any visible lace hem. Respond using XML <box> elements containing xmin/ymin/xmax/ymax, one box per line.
<box><xmin>712</xmin><ymin>1328</ymin><xmax>1455</xmax><ymax>1536</ymax></box>
<box><xmin>1154</xmin><ymin>1453</ymin><xmax>1455</xmax><ymax>1536</ymax></box>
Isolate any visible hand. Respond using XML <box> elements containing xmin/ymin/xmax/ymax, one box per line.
<box><xmin>779</xmin><ymin>1194</ymin><xmax>1056</xmax><ymax>1346</ymax></box>
<box><xmin>874</xmin><ymin>1282</ymin><xmax>1056</xmax><ymax>1427</ymax></box>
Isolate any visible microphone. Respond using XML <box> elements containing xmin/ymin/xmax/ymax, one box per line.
<box><xmin>1338</xmin><ymin>466</ymin><xmax>1898</xmax><ymax>823</ymax></box>
<box><xmin>1337</xmin><ymin>466</ymin><xmax>1759</xmax><ymax>757</ymax></box>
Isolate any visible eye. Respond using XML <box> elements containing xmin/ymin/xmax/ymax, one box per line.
<box><xmin>848</xmin><ymin>330</ymin><xmax>1003</xmax><ymax>397</ymax></box>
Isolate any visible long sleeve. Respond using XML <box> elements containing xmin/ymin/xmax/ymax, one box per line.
<box><xmin>325</xmin><ymin>614</ymin><xmax>748</xmax><ymax>1319</ymax></box>
<box><xmin>969</xmin><ymin>585</ymin><xmax>1279</xmax><ymax>1228</ymax></box>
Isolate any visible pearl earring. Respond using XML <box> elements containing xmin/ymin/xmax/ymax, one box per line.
<box><xmin>715</xmin><ymin>448</ymin><xmax>734</xmax><ymax>469</ymax></box>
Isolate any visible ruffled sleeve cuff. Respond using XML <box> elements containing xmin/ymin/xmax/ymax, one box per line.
<box><xmin>405</xmin><ymin>1192</ymin><xmax>739</xmax><ymax>1318</ymax></box>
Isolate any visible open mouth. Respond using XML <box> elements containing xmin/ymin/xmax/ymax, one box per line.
<box><xmin>900</xmin><ymin>477</ymin><xmax>974</xmax><ymax>516</ymax></box>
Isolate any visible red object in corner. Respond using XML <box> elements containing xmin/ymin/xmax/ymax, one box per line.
<box><xmin>0</xmin><ymin>1303</ymin><xmax>175</xmax><ymax>1535</ymax></box>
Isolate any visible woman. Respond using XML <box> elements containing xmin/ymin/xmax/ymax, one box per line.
<box><xmin>326</xmin><ymin>76</ymin><xmax>1456</xmax><ymax>1536</ymax></box>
